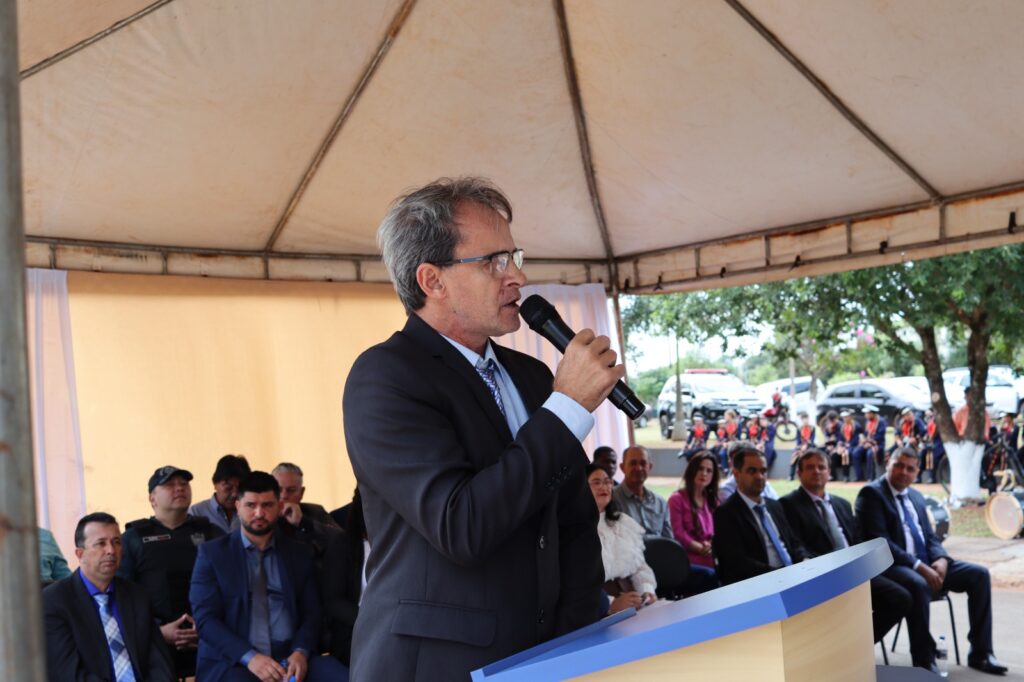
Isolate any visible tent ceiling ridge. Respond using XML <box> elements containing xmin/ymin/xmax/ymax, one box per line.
<box><xmin>262</xmin><ymin>0</ymin><xmax>418</xmax><ymax>253</ymax></box>
<box><xmin>554</xmin><ymin>0</ymin><xmax>615</xmax><ymax>268</ymax></box>
<box><xmin>20</xmin><ymin>0</ymin><xmax>176</xmax><ymax>79</ymax></box>
<box><xmin>625</xmin><ymin>220</ymin><xmax>1024</xmax><ymax>295</ymax></box>
<box><xmin>723</xmin><ymin>0</ymin><xmax>941</xmax><ymax>201</ymax></box>
<box><xmin>615</xmin><ymin>177</ymin><xmax>1024</xmax><ymax>263</ymax></box>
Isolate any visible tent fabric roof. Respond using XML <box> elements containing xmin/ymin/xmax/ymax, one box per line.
<box><xmin>17</xmin><ymin>0</ymin><xmax>1024</xmax><ymax>290</ymax></box>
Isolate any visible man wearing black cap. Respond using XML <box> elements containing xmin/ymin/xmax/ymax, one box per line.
<box><xmin>119</xmin><ymin>465</ymin><xmax>223</xmax><ymax>678</ymax></box>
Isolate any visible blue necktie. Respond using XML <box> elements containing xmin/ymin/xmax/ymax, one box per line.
<box><xmin>754</xmin><ymin>504</ymin><xmax>793</xmax><ymax>567</ymax></box>
<box><xmin>475</xmin><ymin>359</ymin><xmax>506</xmax><ymax>417</ymax></box>
<box><xmin>93</xmin><ymin>593</ymin><xmax>137</xmax><ymax>682</ymax></box>
<box><xmin>249</xmin><ymin>547</ymin><xmax>272</xmax><ymax>655</ymax></box>
<box><xmin>898</xmin><ymin>493</ymin><xmax>931</xmax><ymax>564</ymax></box>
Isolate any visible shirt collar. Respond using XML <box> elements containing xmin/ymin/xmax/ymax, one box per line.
<box><xmin>441</xmin><ymin>334</ymin><xmax>499</xmax><ymax>370</ymax></box>
<box><xmin>801</xmin><ymin>486</ymin><xmax>829</xmax><ymax>503</ymax></box>
<box><xmin>885</xmin><ymin>477</ymin><xmax>908</xmax><ymax>499</ymax></box>
<box><xmin>620</xmin><ymin>484</ymin><xmax>650</xmax><ymax>501</ymax></box>
<box><xmin>737</xmin><ymin>491</ymin><xmax>764</xmax><ymax>510</ymax></box>
<box><xmin>239</xmin><ymin>528</ymin><xmax>276</xmax><ymax>550</ymax></box>
<box><xmin>79</xmin><ymin>570</ymin><xmax>113</xmax><ymax>596</ymax></box>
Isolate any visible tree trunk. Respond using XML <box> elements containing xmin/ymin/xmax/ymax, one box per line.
<box><xmin>945</xmin><ymin>441</ymin><xmax>985</xmax><ymax>503</ymax></box>
<box><xmin>917</xmin><ymin>325</ymin><xmax>958</xmax><ymax>443</ymax></box>
<box><xmin>965</xmin><ymin>320</ymin><xmax>990</xmax><ymax>443</ymax></box>
<box><xmin>672</xmin><ymin>333</ymin><xmax>685</xmax><ymax>441</ymax></box>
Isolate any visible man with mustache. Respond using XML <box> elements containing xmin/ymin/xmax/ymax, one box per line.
<box><xmin>344</xmin><ymin>177</ymin><xmax>620</xmax><ymax>680</ymax></box>
<box><xmin>189</xmin><ymin>471</ymin><xmax>345</xmax><ymax>681</ymax></box>
<box><xmin>119</xmin><ymin>465</ymin><xmax>223</xmax><ymax>678</ymax></box>
<box><xmin>43</xmin><ymin>512</ymin><xmax>175</xmax><ymax>681</ymax></box>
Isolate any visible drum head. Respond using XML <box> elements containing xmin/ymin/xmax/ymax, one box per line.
<box><xmin>986</xmin><ymin>492</ymin><xmax>1024</xmax><ymax>540</ymax></box>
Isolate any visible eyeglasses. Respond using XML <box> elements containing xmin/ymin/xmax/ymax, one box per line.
<box><xmin>434</xmin><ymin>249</ymin><xmax>524</xmax><ymax>275</ymax></box>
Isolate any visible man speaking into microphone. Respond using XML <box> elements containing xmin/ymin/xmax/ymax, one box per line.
<box><xmin>343</xmin><ymin>177</ymin><xmax>624</xmax><ymax>681</ymax></box>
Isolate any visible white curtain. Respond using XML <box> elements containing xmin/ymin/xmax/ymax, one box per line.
<box><xmin>26</xmin><ymin>269</ymin><xmax>85</xmax><ymax>563</ymax></box>
<box><xmin>501</xmin><ymin>283</ymin><xmax>630</xmax><ymax>460</ymax></box>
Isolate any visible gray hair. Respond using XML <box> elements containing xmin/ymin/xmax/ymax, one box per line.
<box><xmin>271</xmin><ymin>462</ymin><xmax>303</xmax><ymax>480</ymax></box>
<box><xmin>377</xmin><ymin>177</ymin><xmax>513</xmax><ymax>313</ymax></box>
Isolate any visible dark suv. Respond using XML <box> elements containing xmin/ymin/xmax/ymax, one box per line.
<box><xmin>657</xmin><ymin>370</ymin><xmax>766</xmax><ymax>438</ymax></box>
<box><xmin>815</xmin><ymin>379</ymin><xmax>931</xmax><ymax>424</ymax></box>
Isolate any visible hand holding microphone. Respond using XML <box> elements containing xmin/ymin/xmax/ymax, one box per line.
<box><xmin>520</xmin><ymin>295</ymin><xmax>645</xmax><ymax>418</ymax></box>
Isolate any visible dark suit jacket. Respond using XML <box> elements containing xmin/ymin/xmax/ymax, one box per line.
<box><xmin>342</xmin><ymin>313</ymin><xmax>602</xmax><ymax>681</ymax></box>
<box><xmin>43</xmin><ymin>571</ymin><xmax>174</xmax><ymax>682</ymax></box>
<box><xmin>780</xmin><ymin>487</ymin><xmax>856</xmax><ymax>558</ymax></box>
<box><xmin>712</xmin><ymin>493</ymin><xmax>807</xmax><ymax>585</ymax></box>
<box><xmin>189</xmin><ymin>530</ymin><xmax>321</xmax><ymax>681</ymax></box>
<box><xmin>322</xmin><ymin>530</ymin><xmax>364</xmax><ymax>666</ymax></box>
<box><xmin>854</xmin><ymin>477</ymin><xmax>949</xmax><ymax>569</ymax></box>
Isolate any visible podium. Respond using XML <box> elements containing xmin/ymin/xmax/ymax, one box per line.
<box><xmin>472</xmin><ymin>538</ymin><xmax>893</xmax><ymax>681</ymax></box>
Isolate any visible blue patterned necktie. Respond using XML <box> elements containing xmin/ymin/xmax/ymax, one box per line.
<box><xmin>898</xmin><ymin>493</ymin><xmax>931</xmax><ymax>564</ymax></box>
<box><xmin>754</xmin><ymin>503</ymin><xmax>793</xmax><ymax>566</ymax></box>
<box><xmin>93</xmin><ymin>593</ymin><xmax>137</xmax><ymax>682</ymax></box>
<box><xmin>475</xmin><ymin>359</ymin><xmax>506</xmax><ymax>417</ymax></box>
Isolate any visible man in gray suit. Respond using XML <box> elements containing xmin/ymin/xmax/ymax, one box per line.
<box><xmin>343</xmin><ymin>177</ymin><xmax>623</xmax><ymax>680</ymax></box>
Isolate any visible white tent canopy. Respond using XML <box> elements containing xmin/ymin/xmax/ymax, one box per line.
<box><xmin>17</xmin><ymin>0</ymin><xmax>1024</xmax><ymax>291</ymax></box>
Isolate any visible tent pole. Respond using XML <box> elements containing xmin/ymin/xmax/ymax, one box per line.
<box><xmin>0</xmin><ymin>1</ymin><xmax>46</xmax><ymax>679</ymax></box>
<box><xmin>610</xmin><ymin>285</ymin><xmax>635</xmax><ymax>447</ymax></box>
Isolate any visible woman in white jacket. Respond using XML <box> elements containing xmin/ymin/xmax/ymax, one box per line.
<box><xmin>586</xmin><ymin>464</ymin><xmax>657</xmax><ymax>613</ymax></box>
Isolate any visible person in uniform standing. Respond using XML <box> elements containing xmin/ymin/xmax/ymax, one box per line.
<box><xmin>119</xmin><ymin>466</ymin><xmax>223</xmax><ymax>678</ymax></box>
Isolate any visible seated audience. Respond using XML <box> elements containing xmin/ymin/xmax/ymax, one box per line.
<box><xmin>272</xmin><ymin>462</ymin><xmax>341</xmax><ymax>529</ymax></box>
<box><xmin>667</xmin><ymin>451</ymin><xmax>720</xmax><ymax>594</ymax></box>
<box><xmin>587</xmin><ymin>465</ymin><xmax>656</xmax><ymax>614</ymax></box>
<box><xmin>119</xmin><ymin>465</ymin><xmax>223</xmax><ymax>678</ymax></box>
<box><xmin>712</xmin><ymin>443</ymin><xmax>806</xmax><ymax>585</ymax></box>
<box><xmin>189</xmin><ymin>454</ymin><xmax>251</xmax><ymax>534</ymax></box>
<box><xmin>44</xmin><ymin>512</ymin><xmax>175</xmax><ymax>681</ymax></box>
<box><xmin>611</xmin><ymin>445</ymin><xmax>672</xmax><ymax>538</ymax></box>
<box><xmin>323</xmin><ymin>488</ymin><xmax>368</xmax><ymax>667</ymax></box>
<box><xmin>856</xmin><ymin>447</ymin><xmax>1006</xmax><ymax>675</ymax></box>
<box><xmin>779</xmin><ymin>449</ymin><xmax>910</xmax><ymax>643</ymax></box>
<box><xmin>718</xmin><ymin>442</ymin><xmax>779</xmax><ymax>504</ymax></box>
<box><xmin>852</xmin><ymin>405</ymin><xmax>887</xmax><ymax>482</ymax></box>
<box><xmin>715</xmin><ymin>409</ymin><xmax>742</xmax><ymax>470</ymax></box>
<box><xmin>189</xmin><ymin>471</ymin><xmax>346</xmax><ymax>681</ymax></box>
<box><xmin>678</xmin><ymin>415</ymin><xmax>710</xmax><ymax>461</ymax></box>
<box><xmin>790</xmin><ymin>410</ymin><xmax>816</xmax><ymax>480</ymax></box>
<box><xmin>38</xmin><ymin>526</ymin><xmax>71</xmax><ymax>586</ymax></box>
<box><xmin>592</xmin><ymin>445</ymin><xmax>619</xmax><ymax>480</ymax></box>
<box><xmin>833</xmin><ymin>410</ymin><xmax>861</xmax><ymax>482</ymax></box>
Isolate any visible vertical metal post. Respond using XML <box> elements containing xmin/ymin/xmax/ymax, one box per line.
<box><xmin>609</xmin><ymin>290</ymin><xmax>635</xmax><ymax>445</ymax></box>
<box><xmin>0</xmin><ymin>1</ymin><xmax>47</xmax><ymax>679</ymax></box>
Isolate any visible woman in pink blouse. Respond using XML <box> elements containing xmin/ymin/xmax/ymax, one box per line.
<box><xmin>668</xmin><ymin>450</ymin><xmax>720</xmax><ymax>594</ymax></box>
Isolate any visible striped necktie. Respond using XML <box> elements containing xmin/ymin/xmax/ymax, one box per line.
<box><xmin>475</xmin><ymin>359</ymin><xmax>506</xmax><ymax>417</ymax></box>
<box><xmin>754</xmin><ymin>503</ymin><xmax>793</xmax><ymax>567</ymax></box>
<box><xmin>93</xmin><ymin>593</ymin><xmax>137</xmax><ymax>682</ymax></box>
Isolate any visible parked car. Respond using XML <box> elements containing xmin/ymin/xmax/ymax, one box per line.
<box><xmin>657</xmin><ymin>369</ymin><xmax>767</xmax><ymax>438</ymax></box>
<box><xmin>981</xmin><ymin>365</ymin><xmax>1024</xmax><ymax>414</ymax></box>
<box><xmin>815</xmin><ymin>379</ymin><xmax>931</xmax><ymax>425</ymax></box>
<box><xmin>755</xmin><ymin>376</ymin><xmax>826</xmax><ymax>419</ymax></box>
<box><xmin>942</xmin><ymin>368</ymin><xmax>1019</xmax><ymax>416</ymax></box>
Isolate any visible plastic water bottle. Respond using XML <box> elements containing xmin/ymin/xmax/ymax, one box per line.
<box><xmin>935</xmin><ymin>635</ymin><xmax>949</xmax><ymax>678</ymax></box>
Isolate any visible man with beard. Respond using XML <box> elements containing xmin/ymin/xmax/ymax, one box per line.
<box><xmin>190</xmin><ymin>471</ymin><xmax>345</xmax><ymax>681</ymax></box>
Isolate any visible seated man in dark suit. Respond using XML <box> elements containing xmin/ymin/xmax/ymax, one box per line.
<box><xmin>712</xmin><ymin>443</ymin><xmax>807</xmax><ymax>585</ymax></box>
<box><xmin>779</xmin><ymin>448</ymin><xmax>911</xmax><ymax>643</ymax></box>
<box><xmin>190</xmin><ymin>471</ymin><xmax>346</xmax><ymax>682</ymax></box>
<box><xmin>43</xmin><ymin>512</ymin><xmax>175</xmax><ymax>682</ymax></box>
<box><xmin>272</xmin><ymin>462</ymin><xmax>341</xmax><ymax>531</ymax></box>
<box><xmin>856</xmin><ymin>447</ymin><xmax>1007</xmax><ymax>675</ymax></box>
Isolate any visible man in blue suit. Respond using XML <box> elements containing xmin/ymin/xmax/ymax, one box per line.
<box><xmin>855</xmin><ymin>448</ymin><xmax>1006</xmax><ymax>675</ymax></box>
<box><xmin>190</xmin><ymin>471</ymin><xmax>346</xmax><ymax>681</ymax></box>
<box><xmin>852</xmin><ymin>405</ymin><xmax>887</xmax><ymax>481</ymax></box>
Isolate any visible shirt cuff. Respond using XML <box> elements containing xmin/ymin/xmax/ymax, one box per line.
<box><xmin>241</xmin><ymin>649</ymin><xmax>257</xmax><ymax>665</ymax></box>
<box><xmin>542</xmin><ymin>392</ymin><xmax>595</xmax><ymax>441</ymax></box>
<box><xmin>912</xmin><ymin>559</ymin><xmax>922</xmax><ymax>570</ymax></box>
<box><xmin>292</xmin><ymin>648</ymin><xmax>308</xmax><ymax>659</ymax></box>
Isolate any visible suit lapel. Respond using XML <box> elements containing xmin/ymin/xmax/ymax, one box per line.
<box><xmin>493</xmin><ymin>343</ymin><xmax>547</xmax><ymax>414</ymax></box>
<box><xmin>71</xmin><ymin>570</ymin><xmax>116</xmax><ymax>676</ymax></box>
<box><xmin>877</xmin><ymin>479</ymin><xmax>910</xmax><ymax>552</ymax></box>
<box><xmin>113</xmin><ymin>578</ymin><xmax>141</xmax><ymax>675</ymax></box>
<box><xmin>275</xmin><ymin>535</ymin><xmax>299</xmax><ymax>623</ymax></box>
<box><xmin>403</xmin><ymin>314</ymin><xmax>512</xmax><ymax>441</ymax></box>
<box><xmin>797</xmin><ymin>488</ymin><xmax>831</xmax><ymax>540</ymax></box>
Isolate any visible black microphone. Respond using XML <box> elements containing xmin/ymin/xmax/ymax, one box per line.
<box><xmin>519</xmin><ymin>294</ymin><xmax>646</xmax><ymax>420</ymax></box>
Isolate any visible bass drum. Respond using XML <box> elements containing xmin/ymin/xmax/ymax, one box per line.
<box><xmin>985</xmin><ymin>490</ymin><xmax>1024</xmax><ymax>540</ymax></box>
<box><xmin>923</xmin><ymin>495</ymin><xmax>951</xmax><ymax>542</ymax></box>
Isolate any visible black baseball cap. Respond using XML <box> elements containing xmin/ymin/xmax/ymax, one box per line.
<box><xmin>148</xmin><ymin>465</ymin><xmax>193</xmax><ymax>492</ymax></box>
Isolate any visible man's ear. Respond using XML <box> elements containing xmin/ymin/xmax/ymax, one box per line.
<box><xmin>416</xmin><ymin>263</ymin><xmax>446</xmax><ymax>301</ymax></box>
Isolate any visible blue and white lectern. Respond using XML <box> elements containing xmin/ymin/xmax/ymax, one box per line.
<box><xmin>473</xmin><ymin>538</ymin><xmax>893</xmax><ymax>681</ymax></box>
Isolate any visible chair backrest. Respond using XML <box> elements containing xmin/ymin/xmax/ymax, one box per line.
<box><xmin>643</xmin><ymin>536</ymin><xmax>690</xmax><ymax>599</ymax></box>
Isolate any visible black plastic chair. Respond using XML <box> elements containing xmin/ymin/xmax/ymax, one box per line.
<box><xmin>643</xmin><ymin>536</ymin><xmax>690</xmax><ymax>600</ymax></box>
<box><xmin>889</xmin><ymin>591</ymin><xmax>960</xmax><ymax>665</ymax></box>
